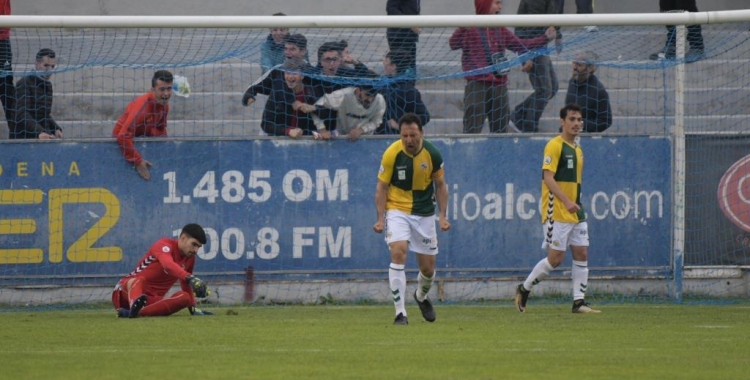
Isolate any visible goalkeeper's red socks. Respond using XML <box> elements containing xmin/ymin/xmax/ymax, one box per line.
<box><xmin>138</xmin><ymin>291</ymin><xmax>192</xmax><ymax>317</ymax></box>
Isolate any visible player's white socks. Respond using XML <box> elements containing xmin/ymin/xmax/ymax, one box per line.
<box><xmin>389</xmin><ymin>263</ymin><xmax>407</xmax><ymax>316</ymax></box>
<box><xmin>572</xmin><ymin>260</ymin><xmax>589</xmax><ymax>300</ymax></box>
<box><xmin>415</xmin><ymin>271</ymin><xmax>434</xmax><ymax>302</ymax></box>
<box><xmin>523</xmin><ymin>257</ymin><xmax>554</xmax><ymax>291</ymax></box>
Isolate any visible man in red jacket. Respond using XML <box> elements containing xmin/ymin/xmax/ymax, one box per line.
<box><xmin>112</xmin><ymin>223</ymin><xmax>213</xmax><ymax>318</ymax></box>
<box><xmin>449</xmin><ymin>0</ymin><xmax>555</xmax><ymax>133</ymax></box>
<box><xmin>112</xmin><ymin>70</ymin><xmax>173</xmax><ymax>180</ymax></box>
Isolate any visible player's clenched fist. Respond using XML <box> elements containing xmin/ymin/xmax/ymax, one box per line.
<box><xmin>373</xmin><ymin>220</ymin><xmax>384</xmax><ymax>234</ymax></box>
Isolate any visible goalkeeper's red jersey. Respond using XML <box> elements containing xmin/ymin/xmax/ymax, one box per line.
<box><xmin>122</xmin><ymin>237</ymin><xmax>195</xmax><ymax>299</ymax></box>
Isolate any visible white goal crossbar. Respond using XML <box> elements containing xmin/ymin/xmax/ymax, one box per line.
<box><xmin>0</xmin><ymin>10</ymin><xmax>749</xmax><ymax>29</ymax></box>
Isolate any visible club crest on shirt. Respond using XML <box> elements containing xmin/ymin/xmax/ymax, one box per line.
<box><xmin>162</xmin><ymin>246</ymin><xmax>170</xmax><ymax>253</ymax></box>
<box><xmin>420</xmin><ymin>162</ymin><xmax>428</xmax><ymax>172</ymax></box>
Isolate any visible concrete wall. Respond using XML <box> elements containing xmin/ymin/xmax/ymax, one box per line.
<box><xmin>11</xmin><ymin>0</ymin><xmax>749</xmax><ymax>17</ymax></box>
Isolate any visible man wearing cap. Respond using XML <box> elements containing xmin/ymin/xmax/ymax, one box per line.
<box><xmin>111</xmin><ymin>223</ymin><xmax>213</xmax><ymax>318</ymax></box>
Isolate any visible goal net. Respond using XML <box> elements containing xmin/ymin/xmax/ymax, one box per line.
<box><xmin>1</xmin><ymin>11</ymin><xmax>750</xmax><ymax>308</ymax></box>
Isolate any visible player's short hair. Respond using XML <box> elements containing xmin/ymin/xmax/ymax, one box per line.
<box><xmin>181</xmin><ymin>223</ymin><xmax>207</xmax><ymax>245</ymax></box>
<box><xmin>151</xmin><ymin>70</ymin><xmax>174</xmax><ymax>87</ymax></box>
<box><xmin>317</xmin><ymin>41</ymin><xmax>343</xmax><ymax>64</ymax></box>
<box><xmin>560</xmin><ymin>103</ymin><xmax>582</xmax><ymax>119</ymax></box>
<box><xmin>36</xmin><ymin>48</ymin><xmax>56</xmax><ymax>62</ymax></box>
<box><xmin>285</xmin><ymin>34</ymin><xmax>307</xmax><ymax>51</ymax></box>
<box><xmin>399</xmin><ymin>113</ymin><xmax>423</xmax><ymax>131</ymax></box>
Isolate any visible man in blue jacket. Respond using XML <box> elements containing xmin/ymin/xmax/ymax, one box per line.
<box><xmin>376</xmin><ymin>50</ymin><xmax>430</xmax><ymax>135</ymax></box>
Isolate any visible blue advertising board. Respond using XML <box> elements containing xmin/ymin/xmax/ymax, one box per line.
<box><xmin>0</xmin><ymin>136</ymin><xmax>671</xmax><ymax>282</ymax></box>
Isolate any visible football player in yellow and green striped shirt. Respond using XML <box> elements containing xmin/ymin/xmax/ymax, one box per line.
<box><xmin>515</xmin><ymin>103</ymin><xmax>600</xmax><ymax>314</ymax></box>
<box><xmin>373</xmin><ymin>113</ymin><xmax>450</xmax><ymax>325</ymax></box>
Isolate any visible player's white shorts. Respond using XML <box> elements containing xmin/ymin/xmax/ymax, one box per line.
<box><xmin>541</xmin><ymin>220</ymin><xmax>589</xmax><ymax>251</ymax></box>
<box><xmin>385</xmin><ymin>209</ymin><xmax>438</xmax><ymax>255</ymax></box>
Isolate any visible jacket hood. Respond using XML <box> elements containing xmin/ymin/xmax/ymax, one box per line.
<box><xmin>474</xmin><ymin>0</ymin><xmax>494</xmax><ymax>15</ymax></box>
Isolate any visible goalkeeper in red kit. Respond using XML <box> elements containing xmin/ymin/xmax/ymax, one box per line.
<box><xmin>111</xmin><ymin>223</ymin><xmax>213</xmax><ymax>318</ymax></box>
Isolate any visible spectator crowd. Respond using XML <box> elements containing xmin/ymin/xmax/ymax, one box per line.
<box><xmin>11</xmin><ymin>0</ymin><xmax>702</xmax><ymax>180</ymax></box>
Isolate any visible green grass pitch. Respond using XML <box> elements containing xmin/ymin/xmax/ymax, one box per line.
<box><xmin>2</xmin><ymin>303</ymin><xmax>749</xmax><ymax>379</ymax></box>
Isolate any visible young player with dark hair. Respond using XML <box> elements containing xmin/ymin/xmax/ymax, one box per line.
<box><xmin>515</xmin><ymin>104</ymin><xmax>601</xmax><ymax>314</ymax></box>
<box><xmin>112</xmin><ymin>223</ymin><xmax>213</xmax><ymax>318</ymax></box>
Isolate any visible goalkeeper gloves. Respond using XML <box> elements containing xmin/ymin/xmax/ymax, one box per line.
<box><xmin>188</xmin><ymin>306</ymin><xmax>214</xmax><ymax>316</ymax></box>
<box><xmin>186</xmin><ymin>274</ymin><xmax>209</xmax><ymax>298</ymax></box>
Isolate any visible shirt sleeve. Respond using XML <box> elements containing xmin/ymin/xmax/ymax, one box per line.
<box><xmin>179</xmin><ymin>258</ymin><xmax>197</xmax><ymax>306</ymax></box>
<box><xmin>377</xmin><ymin>145</ymin><xmax>396</xmax><ymax>184</ymax></box>
<box><xmin>542</xmin><ymin>139</ymin><xmax>561</xmax><ymax>173</ymax></box>
<box><xmin>242</xmin><ymin>68</ymin><xmax>276</xmax><ymax>104</ymax></box>
<box><xmin>14</xmin><ymin>79</ymin><xmax>45</xmax><ymax>137</ymax></box>
<box><xmin>315</xmin><ymin>89</ymin><xmax>345</xmax><ymax>110</ymax></box>
<box><xmin>153</xmin><ymin>249</ymin><xmax>192</xmax><ymax>281</ymax></box>
<box><xmin>358</xmin><ymin>95</ymin><xmax>386</xmax><ymax>134</ymax></box>
<box><xmin>431</xmin><ymin>150</ymin><xmax>445</xmax><ymax>180</ymax></box>
<box><xmin>114</xmin><ymin>96</ymin><xmax>149</xmax><ymax>166</ymax></box>
<box><xmin>597</xmin><ymin>88</ymin><xmax>613</xmax><ymax>132</ymax></box>
<box><xmin>449</xmin><ymin>27</ymin><xmax>467</xmax><ymax>50</ymax></box>
<box><xmin>504</xmin><ymin>28</ymin><xmax>549</xmax><ymax>54</ymax></box>
<box><xmin>564</xmin><ymin>80</ymin><xmax>576</xmax><ymax>105</ymax></box>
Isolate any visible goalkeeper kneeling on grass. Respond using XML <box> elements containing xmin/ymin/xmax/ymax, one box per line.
<box><xmin>111</xmin><ymin>223</ymin><xmax>213</xmax><ymax>318</ymax></box>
